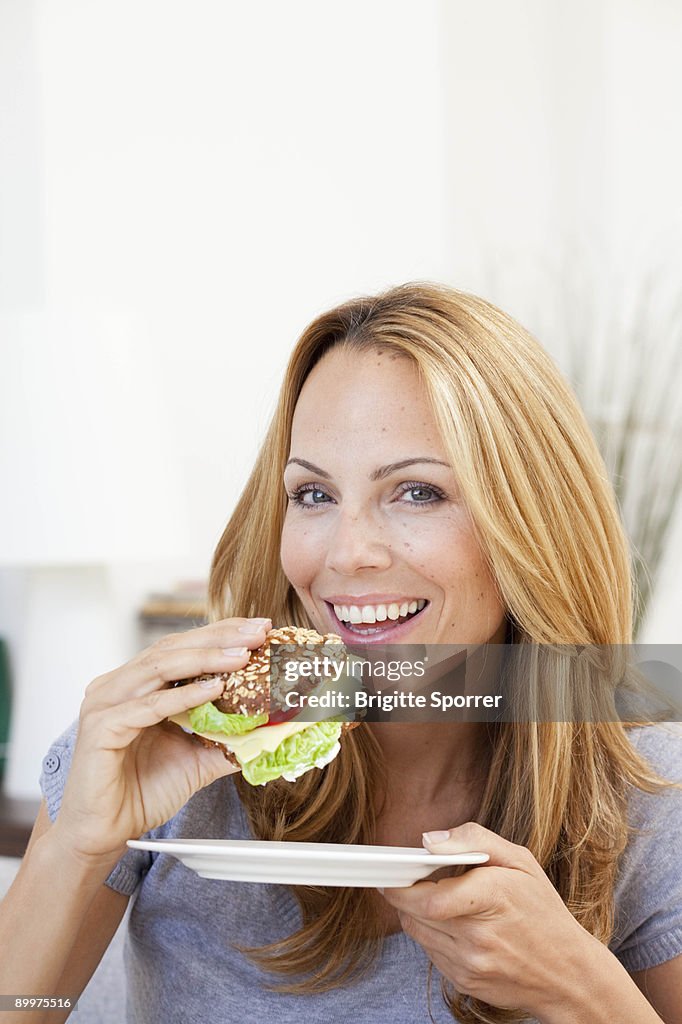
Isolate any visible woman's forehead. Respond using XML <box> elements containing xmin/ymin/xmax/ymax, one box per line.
<box><xmin>288</xmin><ymin>365</ymin><xmax>449</xmax><ymax>472</ymax></box>
<box><xmin>292</xmin><ymin>348</ymin><xmax>429</xmax><ymax>428</ymax></box>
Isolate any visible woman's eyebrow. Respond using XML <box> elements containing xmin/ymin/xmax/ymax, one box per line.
<box><xmin>284</xmin><ymin>457</ymin><xmax>450</xmax><ymax>481</ymax></box>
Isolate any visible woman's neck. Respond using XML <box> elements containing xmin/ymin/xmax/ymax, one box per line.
<box><xmin>368</xmin><ymin>721</ymin><xmax>492</xmax><ymax>807</ymax></box>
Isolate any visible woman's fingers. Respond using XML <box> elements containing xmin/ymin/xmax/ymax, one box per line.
<box><xmin>79</xmin><ymin>675</ymin><xmax>235</xmax><ymax>751</ymax></box>
<box><xmin>151</xmin><ymin>617</ymin><xmax>272</xmax><ymax>653</ymax></box>
<box><xmin>422</xmin><ymin>822</ymin><xmax>538</xmax><ymax>874</ymax></box>
<box><xmin>51</xmin><ymin>620</ymin><xmax>273</xmax><ymax>861</ymax></box>
<box><xmin>83</xmin><ymin>645</ymin><xmax>249</xmax><ymax>707</ymax></box>
<box><xmin>84</xmin><ymin>619</ymin><xmax>271</xmax><ymax>706</ymax></box>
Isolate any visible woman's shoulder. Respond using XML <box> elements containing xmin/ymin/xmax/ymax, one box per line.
<box><xmin>609</xmin><ymin>723</ymin><xmax>682</xmax><ymax>971</ymax></box>
<box><xmin>39</xmin><ymin>717</ymin><xmax>80</xmax><ymax>821</ymax></box>
<box><xmin>619</xmin><ymin>723</ymin><xmax>682</xmax><ymax>837</ymax></box>
<box><xmin>625</xmin><ymin>722</ymin><xmax>682</xmax><ymax>790</ymax></box>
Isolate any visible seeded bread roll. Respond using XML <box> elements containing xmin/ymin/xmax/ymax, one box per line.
<box><xmin>171</xmin><ymin>625</ymin><xmax>361</xmax><ymax>771</ymax></box>
<box><xmin>174</xmin><ymin>625</ymin><xmax>349</xmax><ymax>715</ymax></box>
<box><xmin>217</xmin><ymin>625</ymin><xmax>347</xmax><ymax>715</ymax></box>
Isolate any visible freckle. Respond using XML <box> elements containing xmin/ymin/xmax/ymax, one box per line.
<box><xmin>404</xmin><ymin>542</ymin><xmax>412</xmax><ymax>549</ymax></box>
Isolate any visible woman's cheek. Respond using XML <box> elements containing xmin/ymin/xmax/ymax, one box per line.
<box><xmin>393</xmin><ymin>508</ymin><xmax>466</xmax><ymax>569</ymax></box>
<box><xmin>280</xmin><ymin>513</ymin><xmax>322</xmax><ymax>587</ymax></box>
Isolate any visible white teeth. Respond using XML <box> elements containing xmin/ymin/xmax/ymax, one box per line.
<box><xmin>332</xmin><ymin>600</ymin><xmax>428</xmax><ymax>624</ymax></box>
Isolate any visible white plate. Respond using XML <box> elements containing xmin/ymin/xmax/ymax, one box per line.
<box><xmin>126</xmin><ymin>838</ymin><xmax>489</xmax><ymax>887</ymax></box>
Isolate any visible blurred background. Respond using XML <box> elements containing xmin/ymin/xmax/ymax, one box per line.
<box><xmin>1</xmin><ymin>0</ymin><xmax>682</xmax><ymax>812</ymax></box>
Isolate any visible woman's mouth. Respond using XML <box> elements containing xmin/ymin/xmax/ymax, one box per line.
<box><xmin>324</xmin><ymin>599</ymin><xmax>430</xmax><ymax>644</ymax></box>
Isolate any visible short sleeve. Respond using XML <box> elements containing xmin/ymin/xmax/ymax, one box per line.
<box><xmin>39</xmin><ymin>718</ymin><xmax>152</xmax><ymax>896</ymax></box>
<box><xmin>610</xmin><ymin>723</ymin><xmax>682</xmax><ymax>972</ymax></box>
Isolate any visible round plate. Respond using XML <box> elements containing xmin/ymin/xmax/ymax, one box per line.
<box><xmin>126</xmin><ymin>837</ymin><xmax>489</xmax><ymax>887</ymax></box>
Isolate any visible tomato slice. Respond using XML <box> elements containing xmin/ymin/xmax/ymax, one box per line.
<box><xmin>263</xmin><ymin>705</ymin><xmax>300</xmax><ymax>726</ymax></box>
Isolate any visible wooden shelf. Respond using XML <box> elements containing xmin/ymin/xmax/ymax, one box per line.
<box><xmin>0</xmin><ymin>792</ymin><xmax>40</xmax><ymax>858</ymax></box>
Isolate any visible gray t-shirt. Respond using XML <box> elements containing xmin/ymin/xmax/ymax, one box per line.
<box><xmin>39</xmin><ymin>722</ymin><xmax>682</xmax><ymax>1023</ymax></box>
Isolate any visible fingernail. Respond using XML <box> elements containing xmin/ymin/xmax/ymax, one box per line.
<box><xmin>422</xmin><ymin>830</ymin><xmax>451</xmax><ymax>845</ymax></box>
<box><xmin>251</xmin><ymin>617</ymin><xmax>272</xmax><ymax>624</ymax></box>
<box><xmin>238</xmin><ymin>624</ymin><xmax>266</xmax><ymax>634</ymax></box>
<box><xmin>200</xmin><ymin>676</ymin><xmax>225</xmax><ymax>688</ymax></box>
<box><xmin>221</xmin><ymin>646</ymin><xmax>249</xmax><ymax>656</ymax></box>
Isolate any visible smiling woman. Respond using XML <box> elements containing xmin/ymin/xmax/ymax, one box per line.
<box><xmin>11</xmin><ymin>282</ymin><xmax>682</xmax><ymax>1024</ymax></box>
<box><xmin>205</xmin><ymin>282</ymin><xmax>682</xmax><ymax>1023</ymax></box>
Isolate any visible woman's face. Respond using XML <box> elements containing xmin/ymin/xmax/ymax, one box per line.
<box><xmin>280</xmin><ymin>346</ymin><xmax>507</xmax><ymax>647</ymax></box>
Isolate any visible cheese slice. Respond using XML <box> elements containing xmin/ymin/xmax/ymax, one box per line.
<box><xmin>167</xmin><ymin>659</ymin><xmax>362</xmax><ymax>766</ymax></box>
<box><xmin>167</xmin><ymin>710</ymin><xmax>314</xmax><ymax>763</ymax></box>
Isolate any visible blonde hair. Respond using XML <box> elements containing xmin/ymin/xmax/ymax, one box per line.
<box><xmin>208</xmin><ymin>282</ymin><xmax>674</xmax><ymax>1023</ymax></box>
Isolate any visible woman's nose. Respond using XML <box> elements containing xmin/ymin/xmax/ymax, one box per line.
<box><xmin>324</xmin><ymin>508</ymin><xmax>393</xmax><ymax>575</ymax></box>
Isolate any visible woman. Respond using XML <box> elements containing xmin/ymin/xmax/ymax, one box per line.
<box><xmin>1</xmin><ymin>283</ymin><xmax>680</xmax><ymax>1024</ymax></box>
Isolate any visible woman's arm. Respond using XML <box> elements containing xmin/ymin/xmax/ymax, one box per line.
<box><xmin>0</xmin><ymin>617</ymin><xmax>263</xmax><ymax>1023</ymax></box>
<box><xmin>529</xmin><ymin>938</ymin><xmax>671</xmax><ymax>1024</ymax></box>
<box><xmin>630</xmin><ymin>957</ymin><xmax>682</xmax><ymax>1024</ymax></box>
<box><xmin>0</xmin><ymin>800</ymin><xmax>129</xmax><ymax>1024</ymax></box>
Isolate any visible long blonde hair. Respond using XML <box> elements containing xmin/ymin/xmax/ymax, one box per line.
<box><xmin>208</xmin><ymin>282</ymin><xmax>674</xmax><ymax>1023</ymax></box>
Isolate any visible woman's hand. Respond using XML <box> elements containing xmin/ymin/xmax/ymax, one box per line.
<box><xmin>50</xmin><ymin>616</ymin><xmax>272</xmax><ymax>867</ymax></box>
<box><xmin>378</xmin><ymin>821</ymin><xmax>606</xmax><ymax>1019</ymax></box>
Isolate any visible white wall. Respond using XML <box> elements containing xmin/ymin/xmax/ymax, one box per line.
<box><xmin>0</xmin><ymin>0</ymin><xmax>458</xmax><ymax>796</ymax></box>
<box><xmin>35</xmin><ymin>0</ymin><xmax>457</xmax><ymax>568</ymax></box>
<box><xmin>1</xmin><ymin>0</ymin><xmax>681</xmax><ymax>797</ymax></box>
<box><xmin>436</xmin><ymin>0</ymin><xmax>682</xmax><ymax>643</ymax></box>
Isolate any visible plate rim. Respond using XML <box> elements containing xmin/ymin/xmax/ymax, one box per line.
<box><xmin>126</xmin><ymin>838</ymin><xmax>489</xmax><ymax>865</ymax></box>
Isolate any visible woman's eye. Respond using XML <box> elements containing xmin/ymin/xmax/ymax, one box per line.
<box><xmin>288</xmin><ymin>484</ymin><xmax>331</xmax><ymax>509</ymax></box>
<box><xmin>397</xmin><ymin>482</ymin><xmax>445</xmax><ymax>507</ymax></box>
<box><xmin>287</xmin><ymin>481</ymin><xmax>445</xmax><ymax>511</ymax></box>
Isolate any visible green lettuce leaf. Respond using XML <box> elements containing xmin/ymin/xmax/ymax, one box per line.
<box><xmin>240</xmin><ymin>721</ymin><xmax>342</xmax><ymax>786</ymax></box>
<box><xmin>188</xmin><ymin>701</ymin><xmax>267</xmax><ymax>735</ymax></box>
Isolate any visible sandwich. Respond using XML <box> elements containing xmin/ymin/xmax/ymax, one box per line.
<box><xmin>167</xmin><ymin>625</ymin><xmax>361</xmax><ymax>786</ymax></box>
